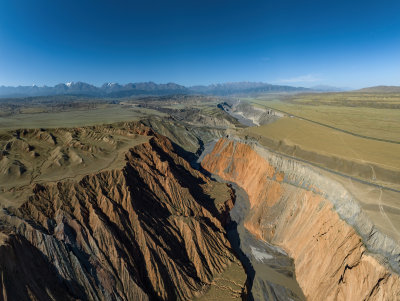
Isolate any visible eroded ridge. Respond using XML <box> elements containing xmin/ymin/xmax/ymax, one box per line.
<box><xmin>201</xmin><ymin>138</ymin><xmax>400</xmax><ymax>300</ymax></box>
<box><xmin>0</xmin><ymin>125</ymin><xmax>246</xmax><ymax>300</ymax></box>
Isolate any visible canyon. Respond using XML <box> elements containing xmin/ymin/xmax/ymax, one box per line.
<box><xmin>201</xmin><ymin>138</ymin><xmax>400</xmax><ymax>300</ymax></box>
<box><xmin>0</xmin><ymin>94</ymin><xmax>399</xmax><ymax>300</ymax></box>
<box><xmin>3</xmin><ymin>0</ymin><xmax>400</xmax><ymax>298</ymax></box>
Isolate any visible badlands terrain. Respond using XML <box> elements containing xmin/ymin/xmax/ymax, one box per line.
<box><xmin>0</xmin><ymin>90</ymin><xmax>399</xmax><ymax>300</ymax></box>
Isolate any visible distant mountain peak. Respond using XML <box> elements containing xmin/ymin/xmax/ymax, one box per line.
<box><xmin>189</xmin><ymin>81</ymin><xmax>309</xmax><ymax>95</ymax></box>
<box><xmin>0</xmin><ymin>81</ymin><xmax>189</xmax><ymax>98</ymax></box>
<box><xmin>0</xmin><ymin>81</ymin><xmax>311</xmax><ymax>98</ymax></box>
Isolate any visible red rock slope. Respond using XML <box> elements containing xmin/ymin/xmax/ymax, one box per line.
<box><xmin>202</xmin><ymin>138</ymin><xmax>400</xmax><ymax>300</ymax></box>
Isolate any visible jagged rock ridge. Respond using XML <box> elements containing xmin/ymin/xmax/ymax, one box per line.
<box><xmin>0</xmin><ymin>125</ymin><xmax>246</xmax><ymax>300</ymax></box>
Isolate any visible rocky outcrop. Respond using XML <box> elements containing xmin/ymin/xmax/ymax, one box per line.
<box><xmin>0</xmin><ymin>127</ymin><xmax>246</xmax><ymax>300</ymax></box>
<box><xmin>219</xmin><ymin>102</ymin><xmax>282</xmax><ymax>126</ymax></box>
<box><xmin>202</xmin><ymin>138</ymin><xmax>400</xmax><ymax>300</ymax></box>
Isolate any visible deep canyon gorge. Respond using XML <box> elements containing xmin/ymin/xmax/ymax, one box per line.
<box><xmin>201</xmin><ymin>137</ymin><xmax>400</xmax><ymax>300</ymax></box>
<box><xmin>0</xmin><ymin>98</ymin><xmax>399</xmax><ymax>300</ymax></box>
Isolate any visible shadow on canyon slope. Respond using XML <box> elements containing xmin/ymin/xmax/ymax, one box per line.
<box><xmin>0</xmin><ymin>233</ymin><xmax>88</xmax><ymax>301</ymax></box>
<box><xmin>226</xmin><ymin>220</ymin><xmax>256</xmax><ymax>301</ymax></box>
<box><xmin>123</xmin><ymin>140</ymin><xmax>229</xmax><ymax>299</ymax></box>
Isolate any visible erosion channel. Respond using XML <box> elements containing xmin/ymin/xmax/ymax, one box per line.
<box><xmin>197</xmin><ymin>142</ymin><xmax>306</xmax><ymax>300</ymax></box>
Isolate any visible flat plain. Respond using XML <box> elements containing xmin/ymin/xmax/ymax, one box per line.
<box><xmin>243</xmin><ymin>117</ymin><xmax>400</xmax><ymax>173</ymax></box>
<box><xmin>0</xmin><ymin>103</ymin><xmax>166</xmax><ymax>130</ymax></box>
<box><xmin>247</xmin><ymin>92</ymin><xmax>400</xmax><ymax>142</ymax></box>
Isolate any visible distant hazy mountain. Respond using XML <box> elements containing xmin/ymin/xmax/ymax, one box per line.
<box><xmin>104</xmin><ymin>82</ymin><xmax>188</xmax><ymax>97</ymax></box>
<box><xmin>189</xmin><ymin>82</ymin><xmax>309</xmax><ymax>95</ymax></box>
<box><xmin>0</xmin><ymin>82</ymin><xmax>188</xmax><ymax>98</ymax></box>
<box><xmin>355</xmin><ymin>85</ymin><xmax>400</xmax><ymax>93</ymax></box>
<box><xmin>5</xmin><ymin>82</ymin><xmax>400</xmax><ymax>98</ymax></box>
<box><xmin>0</xmin><ymin>81</ymin><xmax>309</xmax><ymax>98</ymax></box>
<box><xmin>0</xmin><ymin>85</ymin><xmax>52</xmax><ymax>97</ymax></box>
<box><xmin>310</xmin><ymin>85</ymin><xmax>351</xmax><ymax>92</ymax></box>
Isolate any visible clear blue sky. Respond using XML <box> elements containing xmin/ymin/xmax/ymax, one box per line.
<box><xmin>1</xmin><ymin>0</ymin><xmax>399</xmax><ymax>88</ymax></box>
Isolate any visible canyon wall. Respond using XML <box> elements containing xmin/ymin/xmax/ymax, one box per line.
<box><xmin>0</xmin><ymin>126</ymin><xmax>246</xmax><ymax>301</ymax></box>
<box><xmin>201</xmin><ymin>138</ymin><xmax>400</xmax><ymax>300</ymax></box>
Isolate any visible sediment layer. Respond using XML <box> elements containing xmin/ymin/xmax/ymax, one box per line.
<box><xmin>202</xmin><ymin>138</ymin><xmax>400</xmax><ymax>300</ymax></box>
<box><xmin>247</xmin><ymin>134</ymin><xmax>400</xmax><ymax>187</ymax></box>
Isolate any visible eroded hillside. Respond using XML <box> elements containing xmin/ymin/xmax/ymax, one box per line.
<box><xmin>201</xmin><ymin>138</ymin><xmax>400</xmax><ymax>300</ymax></box>
<box><xmin>1</xmin><ymin>95</ymin><xmax>399</xmax><ymax>300</ymax></box>
<box><xmin>0</xmin><ymin>124</ymin><xmax>246</xmax><ymax>300</ymax></box>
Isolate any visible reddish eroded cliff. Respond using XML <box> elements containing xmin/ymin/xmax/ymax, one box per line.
<box><xmin>202</xmin><ymin>138</ymin><xmax>400</xmax><ymax>300</ymax></box>
<box><xmin>0</xmin><ymin>126</ymin><xmax>245</xmax><ymax>301</ymax></box>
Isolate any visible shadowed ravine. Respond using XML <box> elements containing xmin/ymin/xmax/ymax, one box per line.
<box><xmin>197</xmin><ymin>144</ymin><xmax>306</xmax><ymax>301</ymax></box>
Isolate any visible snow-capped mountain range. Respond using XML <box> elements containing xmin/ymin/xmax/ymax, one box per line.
<box><xmin>0</xmin><ymin>81</ymin><xmax>312</xmax><ymax>98</ymax></box>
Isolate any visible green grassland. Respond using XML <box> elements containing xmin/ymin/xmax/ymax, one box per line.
<box><xmin>281</xmin><ymin>92</ymin><xmax>400</xmax><ymax>108</ymax></box>
<box><xmin>0</xmin><ymin>104</ymin><xmax>167</xmax><ymax>130</ymax></box>
<box><xmin>244</xmin><ymin>117</ymin><xmax>400</xmax><ymax>169</ymax></box>
<box><xmin>246</xmin><ymin>92</ymin><xmax>400</xmax><ymax>143</ymax></box>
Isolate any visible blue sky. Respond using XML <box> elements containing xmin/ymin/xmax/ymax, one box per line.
<box><xmin>0</xmin><ymin>0</ymin><xmax>399</xmax><ymax>88</ymax></box>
